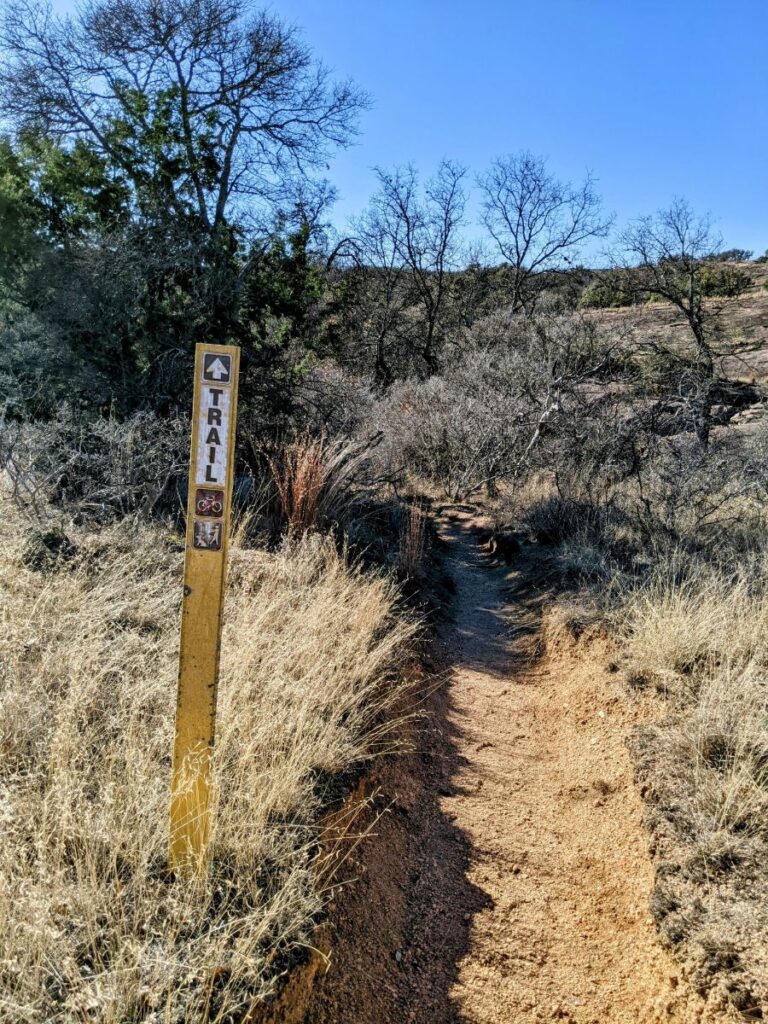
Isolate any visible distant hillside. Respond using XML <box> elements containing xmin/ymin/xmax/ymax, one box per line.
<box><xmin>580</xmin><ymin>261</ymin><xmax>768</xmax><ymax>382</ymax></box>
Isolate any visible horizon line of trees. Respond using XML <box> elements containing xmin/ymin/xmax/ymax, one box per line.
<box><xmin>0</xmin><ymin>0</ymin><xmax>764</xmax><ymax>427</ymax></box>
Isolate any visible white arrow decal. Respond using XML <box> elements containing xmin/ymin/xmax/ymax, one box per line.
<box><xmin>206</xmin><ymin>358</ymin><xmax>229</xmax><ymax>381</ymax></box>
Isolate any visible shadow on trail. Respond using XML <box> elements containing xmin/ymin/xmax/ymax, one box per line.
<box><xmin>303</xmin><ymin>505</ymin><xmax>553</xmax><ymax>1024</ymax></box>
<box><xmin>304</xmin><ymin>602</ymin><xmax>493</xmax><ymax>1023</ymax></box>
<box><xmin>442</xmin><ymin>511</ymin><xmax>552</xmax><ymax>679</ymax></box>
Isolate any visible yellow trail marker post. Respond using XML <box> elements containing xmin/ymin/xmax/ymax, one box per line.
<box><xmin>170</xmin><ymin>343</ymin><xmax>240</xmax><ymax>875</ymax></box>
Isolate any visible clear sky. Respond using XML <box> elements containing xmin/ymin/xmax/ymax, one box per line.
<box><xmin>50</xmin><ymin>0</ymin><xmax>768</xmax><ymax>257</ymax></box>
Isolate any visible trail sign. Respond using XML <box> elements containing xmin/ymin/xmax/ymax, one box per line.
<box><xmin>170</xmin><ymin>343</ymin><xmax>240</xmax><ymax>874</ymax></box>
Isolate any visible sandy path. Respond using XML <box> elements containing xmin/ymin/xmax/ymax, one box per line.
<box><xmin>438</xmin><ymin>508</ymin><xmax>725</xmax><ymax>1024</ymax></box>
<box><xmin>302</xmin><ymin>507</ymin><xmax>734</xmax><ymax>1023</ymax></box>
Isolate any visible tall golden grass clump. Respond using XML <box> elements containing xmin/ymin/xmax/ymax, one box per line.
<box><xmin>264</xmin><ymin>435</ymin><xmax>369</xmax><ymax>537</ymax></box>
<box><xmin>0</xmin><ymin>493</ymin><xmax>417</xmax><ymax>1023</ymax></box>
<box><xmin>617</xmin><ymin>565</ymin><xmax>768</xmax><ymax>692</ymax></box>
<box><xmin>618</xmin><ymin>563</ymin><xmax>768</xmax><ymax>836</ymax></box>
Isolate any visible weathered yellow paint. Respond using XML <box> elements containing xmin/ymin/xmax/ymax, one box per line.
<box><xmin>169</xmin><ymin>343</ymin><xmax>240</xmax><ymax>874</ymax></box>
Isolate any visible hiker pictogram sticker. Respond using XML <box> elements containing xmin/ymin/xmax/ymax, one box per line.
<box><xmin>202</xmin><ymin>353</ymin><xmax>232</xmax><ymax>384</ymax></box>
<box><xmin>193</xmin><ymin>520</ymin><xmax>223</xmax><ymax>551</ymax></box>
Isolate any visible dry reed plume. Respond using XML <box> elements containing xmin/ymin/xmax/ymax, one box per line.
<box><xmin>263</xmin><ymin>435</ymin><xmax>370</xmax><ymax>537</ymax></box>
<box><xmin>397</xmin><ymin>500</ymin><xmax>428</xmax><ymax>578</ymax></box>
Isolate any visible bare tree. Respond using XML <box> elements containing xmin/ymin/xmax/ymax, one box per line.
<box><xmin>479</xmin><ymin>151</ymin><xmax>611</xmax><ymax>313</ymax></box>
<box><xmin>347</xmin><ymin>196</ymin><xmax>411</xmax><ymax>387</ymax></box>
<box><xmin>384</xmin><ymin>161</ymin><xmax>467</xmax><ymax>374</ymax></box>
<box><xmin>615</xmin><ymin>198</ymin><xmax>753</xmax><ymax>446</ymax></box>
<box><xmin>352</xmin><ymin>161</ymin><xmax>467</xmax><ymax>380</ymax></box>
<box><xmin>0</xmin><ymin>0</ymin><xmax>366</xmax><ymax>231</ymax></box>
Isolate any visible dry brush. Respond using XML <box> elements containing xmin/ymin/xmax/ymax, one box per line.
<box><xmin>0</xmin><ymin>493</ymin><xmax>418</xmax><ymax>1023</ymax></box>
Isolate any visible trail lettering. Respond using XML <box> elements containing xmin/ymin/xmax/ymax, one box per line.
<box><xmin>195</xmin><ymin>385</ymin><xmax>231</xmax><ymax>486</ymax></box>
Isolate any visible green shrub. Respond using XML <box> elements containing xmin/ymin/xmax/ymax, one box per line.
<box><xmin>578</xmin><ymin>279</ymin><xmax>634</xmax><ymax>309</ymax></box>
<box><xmin>699</xmin><ymin>264</ymin><xmax>752</xmax><ymax>298</ymax></box>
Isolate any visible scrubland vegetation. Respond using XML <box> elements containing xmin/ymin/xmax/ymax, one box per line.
<box><xmin>1</xmin><ymin>0</ymin><xmax>767</xmax><ymax>1018</ymax></box>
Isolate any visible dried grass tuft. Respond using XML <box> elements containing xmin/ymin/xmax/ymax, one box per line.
<box><xmin>619</xmin><ymin>555</ymin><xmax>768</xmax><ymax>1003</ymax></box>
<box><xmin>616</xmin><ymin>563</ymin><xmax>768</xmax><ymax>694</ymax></box>
<box><xmin>263</xmin><ymin>435</ymin><xmax>370</xmax><ymax>538</ymax></box>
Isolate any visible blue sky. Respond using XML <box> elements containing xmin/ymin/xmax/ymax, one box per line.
<box><xmin>51</xmin><ymin>0</ymin><xmax>768</xmax><ymax>257</ymax></box>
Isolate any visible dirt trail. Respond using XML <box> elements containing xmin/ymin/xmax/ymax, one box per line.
<box><xmin>304</xmin><ymin>507</ymin><xmax>734</xmax><ymax>1024</ymax></box>
<box><xmin>438</xmin><ymin>508</ymin><xmax>724</xmax><ymax>1024</ymax></box>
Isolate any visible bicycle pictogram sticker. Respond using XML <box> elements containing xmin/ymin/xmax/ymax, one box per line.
<box><xmin>195</xmin><ymin>488</ymin><xmax>224</xmax><ymax>518</ymax></box>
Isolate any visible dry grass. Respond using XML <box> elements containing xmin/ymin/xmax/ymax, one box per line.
<box><xmin>617</xmin><ymin>557</ymin><xmax>768</xmax><ymax>1009</ymax></box>
<box><xmin>618</xmin><ymin>559</ymin><xmax>768</xmax><ymax>844</ymax></box>
<box><xmin>263</xmin><ymin>435</ymin><xmax>370</xmax><ymax>537</ymax></box>
<box><xmin>0</xmin><ymin>492</ymin><xmax>417</xmax><ymax>1023</ymax></box>
<box><xmin>616</xmin><ymin>562</ymin><xmax>768</xmax><ymax>693</ymax></box>
<box><xmin>681</xmin><ymin>664</ymin><xmax>768</xmax><ymax>839</ymax></box>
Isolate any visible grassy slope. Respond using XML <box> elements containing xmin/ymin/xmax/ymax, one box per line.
<box><xmin>588</xmin><ymin>261</ymin><xmax>768</xmax><ymax>384</ymax></box>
